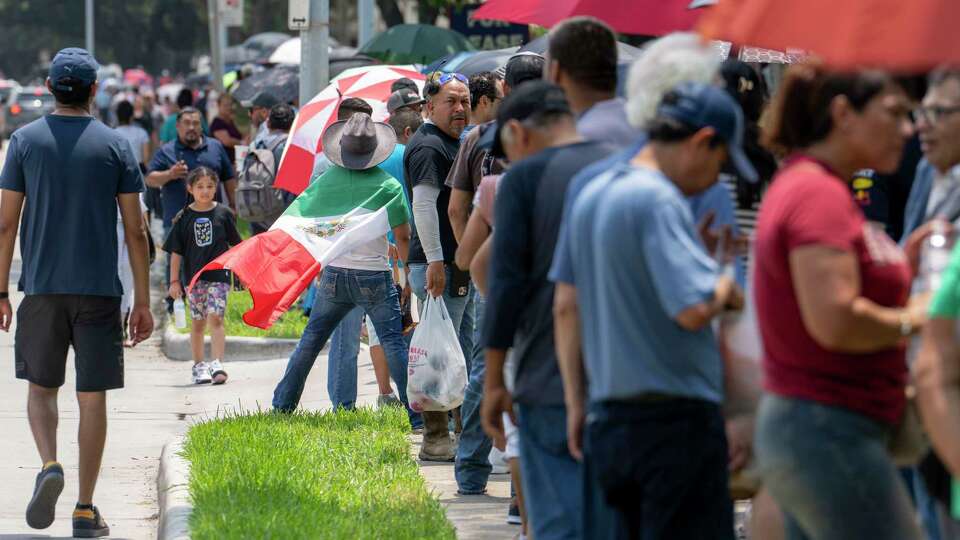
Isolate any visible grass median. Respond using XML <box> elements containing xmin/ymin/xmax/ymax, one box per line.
<box><xmin>175</xmin><ymin>288</ymin><xmax>308</xmax><ymax>339</ymax></box>
<box><xmin>181</xmin><ymin>407</ymin><xmax>455</xmax><ymax>540</ymax></box>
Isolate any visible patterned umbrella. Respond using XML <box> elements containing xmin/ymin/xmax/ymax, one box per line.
<box><xmin>274</xmin><ymin>65</ymin><xmax>426</xmax><ymax>195</ymax></box>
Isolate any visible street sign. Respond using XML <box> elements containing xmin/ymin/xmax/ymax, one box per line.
<box><xmin>288</xmin><ymin>0</ymin><xmax>310</xmax><ymax>31</ymax></box>
<box><xmin>453</xmin><ymin>4</ymin><xmax>529</xmax><ymax>50</ymax></box>
<box><xmin>219</xmin><ymin>0</ymin><xmax>244</xmax><ymax>27</ymax></box>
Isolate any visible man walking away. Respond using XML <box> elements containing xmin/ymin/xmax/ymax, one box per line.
<box><xmin>405</xmin><ymin>72</ymin><xmax>471</xmax><ymax>461</ymax></box>
<box><xmin>248</xmin><ymin>92</ymin><xmax>280</xmax><ymax>148</ymax></box>
<box><xmin>551</xmin><ymin>82</ymin><xmax>755</xmax><ymax>539</ymax></box>
<box><xmin>481</xmin><ymin>81</ymin><xmax>617</xmax><ymax>539</ymax></box>
<box><xmin>0</xmin><ymin>47</ymin><xmax>154</xmax><ymax>538</ymax></box>
<box><xmin>545</xmin><ymin>17</ymin><xmax>643</xmax><ymax>147</ymax></box>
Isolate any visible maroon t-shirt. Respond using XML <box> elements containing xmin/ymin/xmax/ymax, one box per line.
<box><xmin>754</xmin><ymin>155</ymin><xmax>911</xmax><ymax>424</ymax></box>
<box><xmin>210</xmin><ymin>117</ymin><xmax>242</xmax><ymax>162</ymax></box>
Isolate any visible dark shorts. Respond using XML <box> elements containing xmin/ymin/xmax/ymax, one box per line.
<box><xmin>15</xmin><ymin>295</ymin><xmax>124</xmax><ymax>392</ymax></box>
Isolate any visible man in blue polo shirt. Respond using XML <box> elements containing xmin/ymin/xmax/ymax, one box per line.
<box><xmin>146</xmin><ymin>107</ymin><xmax>236</xmax><ymax>232</ymax></box>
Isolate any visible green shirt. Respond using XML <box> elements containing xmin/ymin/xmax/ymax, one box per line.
<box><xmin>930</xmin><ymin>243</ymin><xmax>960</xmax><ymax>318</ymax></box>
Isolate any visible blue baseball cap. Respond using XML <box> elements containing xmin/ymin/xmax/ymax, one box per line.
<box><xmin>48</xmin><ymin>48</ymin><xmax>99</xmax><ymax>92</ymax></box>
<box><xmin>656</xmin><ymin>81</ymin><xmax>758</xmax><ymax>183</ymax></box>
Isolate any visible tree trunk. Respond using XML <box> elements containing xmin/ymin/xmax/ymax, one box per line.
<box><xmin>417</xmin><ymin>3</ymin><xmax>441</xmax><ymax>25</ymax></box>
<box><xmin>375</xmin><ymin>0</ymin><xmax>405</xmax><ymax>27</ymax></box>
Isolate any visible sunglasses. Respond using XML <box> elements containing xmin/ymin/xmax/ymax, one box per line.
<box><xmin>428</xmin><ymin>72</ymin><xmax>468</xmax><ymax>86</ymax></box>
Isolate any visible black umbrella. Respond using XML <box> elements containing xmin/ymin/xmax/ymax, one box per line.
<box><xmin>425</xmin><ymin>48</ymin><xmax>520</xmax><ymax>77</ymax></box>
<box><xmin>232</xmin><ymin>64</ymin><xmax>299</xmax><ymax>105</ymax></box>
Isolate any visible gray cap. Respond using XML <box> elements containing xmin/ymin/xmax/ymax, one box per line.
<box><xmin>387</xmin><ymin>89</ymin><xmax>425</xmax><ymax>114</ymax></box>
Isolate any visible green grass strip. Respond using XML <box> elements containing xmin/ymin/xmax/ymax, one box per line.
<box><xmin>176</xmin><ymin>289</ymin><xmax>308</xmax><ymax>339</ymax></box>
<box><xmin>181</xmin><ymin>408</ymin><xmax>455</xmax><ymax>540</ymax></box>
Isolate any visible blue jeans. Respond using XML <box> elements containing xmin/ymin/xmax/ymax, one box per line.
<box><xmin>755</xmin><ymin>395</ymin><xmax>921</xmax><ymax>540</ymax></box>
<box><xmin>407</xmin><ymin>263</ymin><xmax>472</xmax><ymax>360</ymax></box>
<box><xmin>272</xmin><ymin>267</ymin><xmax>420</xmax><ymax>427</ymax></box>
<box><xmin>455</xmin><ymin>292</ymin><xmax>492</xmax><ymax>494</ymax></box>
<box><xmin>327</xmin><ymin>306</ymin><xmax>363</xmax><ymax>410</ymax></box>
<box><xmin>516</xmin><ymin>403</ymin><xmax>582</xmax><ymax>540</ymax></box>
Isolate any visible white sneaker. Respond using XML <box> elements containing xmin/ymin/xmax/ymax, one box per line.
<box><xmin>209</xmin><ymin>359</ymin><xmax>228</xmax><ymax>385</ymax></box>
<box><xmin>489</xmin><ymin>446</ymin><xmax>509</xmax><ymax>475</ymax></box>
<box><xmin>192</xmin><ymin>362</ymin><xmax>212</xmax><ymax>384</ymax></box>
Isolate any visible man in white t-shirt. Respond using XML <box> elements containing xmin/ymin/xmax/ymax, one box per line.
<box><xmin>114</xmin><ymin>100</ymin><xmax>150</xmax><ymax>168</ymax></box>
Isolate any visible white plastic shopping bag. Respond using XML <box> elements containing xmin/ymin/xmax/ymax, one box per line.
<box><xmin>406</xmin><ymin>296</ymin><xmax>468</xmax><ymax>412</ymax></box>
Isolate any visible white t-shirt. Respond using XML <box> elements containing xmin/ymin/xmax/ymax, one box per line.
<box><xmin>116</xmin><ymin>124</ymin><xmax>150</xmax><ymax>164</ymax></box>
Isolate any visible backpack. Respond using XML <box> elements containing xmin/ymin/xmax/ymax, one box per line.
<box><xmin>236</xmin><ymin>136</ymin><xmax>287</xmax><ymax>224</ymax></box>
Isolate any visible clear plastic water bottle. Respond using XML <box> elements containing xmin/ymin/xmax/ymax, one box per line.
<box><xmin>173</xmin><ymin>299</ymin><xmax>188</xmax><ymax>329</ymax></box>
<box><xmin>922</xmin><ymin>221</ymin><xmax>952</xmax><ymax>292</ymax></box>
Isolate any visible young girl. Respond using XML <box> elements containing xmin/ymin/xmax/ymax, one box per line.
<box><xmin>163</xmin><ymin>167</ymin><xmax>243</xmax><ymax>385</ymax></box>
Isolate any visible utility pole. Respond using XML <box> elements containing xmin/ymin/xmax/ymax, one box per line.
<box><xmin>357</xmin><ymin>0</ymin><xmax>375</xmax><ymax>48</ymax></box>
<box><xmin>85</xmin><ymin>0</ymin><xmax>94</xmax><ymax>55</ymax></box>
<box><xmin>207</xmin><ymin>0</ymin><xmax>225</xmax><ymax>92</ymax></box>
<box><xmin>299</xmin><ymin>0</ymin><xmax>330</xmax><ymax>106</ymax></box>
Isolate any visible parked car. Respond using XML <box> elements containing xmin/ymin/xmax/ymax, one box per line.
<box><xmin>5</xmin><ymin>86</ymin><xmax>55</xmax><ymax>138</ymax></box>
<box><xmin>0</xmin><ymin>79</ymin><xmax>21</xmax><ymax>140</ymax></box>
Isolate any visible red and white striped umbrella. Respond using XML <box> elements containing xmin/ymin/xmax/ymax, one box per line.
<box><xmin>275</xmin><ymin>65</ymin><xmax>426</xmax><ymax>195</ymax></box>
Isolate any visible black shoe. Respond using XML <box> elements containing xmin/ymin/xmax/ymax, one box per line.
<box><xmin>73</xmin><ymin>504</ymin><xmax>110</xmax><ymax>538</ymax></box>
<box><xmin>25</xmin><ymin>462</ymin><xmax>64</xmax><ymax>529</ymax></box>
<box><xmin>507</xmin><ymin>501</ymin><xmax>522</xmax><ymax>525</ymax></box>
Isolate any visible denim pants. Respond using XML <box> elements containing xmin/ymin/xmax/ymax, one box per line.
<box><xmin>326</xmin><ymin>306</ymin><xmax>363</xmax><ymax>409</ymax></box>
<box><xmin>755</xmin><ymin>394</ymin><xmax>922</xmax><ymax>540</ymax></box>
<box><xmin>272</xmin><ymin>267</ymin><xmax>420</xmax><ymax>427</ymax></box>
<box><xmin>455</xmin><ymin>292</ymin><xmax>493</xmax><ymax>494</ymax></box>
<box><xmin>583</xmin><ymin>398</ymin><xmax>733</xmax><ymax>540</ymax></box>
<box><xmin>516</xmin><ymin>403</ymin><xmax>583</xmax><ymax>540</ymax></box>
<box><xmin>407</xmin><ymin>263</ymin><xmax>473</xmax><ymax>367</ymax></box>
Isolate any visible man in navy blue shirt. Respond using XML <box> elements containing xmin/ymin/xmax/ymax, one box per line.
<box><xmin>146</xmin><ymin>107</ymin><xmax>236</xmax><ymax>232</ymax></box>
<box><xmin>0</xmin><ymin>47</ymin><xmax>153</xmax><ymax>538</ymax></box>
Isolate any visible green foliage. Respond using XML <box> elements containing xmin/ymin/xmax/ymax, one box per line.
<box><xmin>176</xmin><ymin>288</ymin><xmax>308</xmax><ymax>339</ymax></box>
<box><xmin>182</xmin><ymin>407</ymin><xmax>456</xmax><ymax>540</ymax></box>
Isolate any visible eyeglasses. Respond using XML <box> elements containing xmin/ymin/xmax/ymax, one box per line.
<box><xmin>911</xmin><ymin>105</ymin><xmax>960</xmax><ymax>125</ymax></box>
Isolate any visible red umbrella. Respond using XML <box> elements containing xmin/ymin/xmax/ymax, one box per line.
<box><xmin>274</xmin><ymin>65</ymin><xmax>425</xmax><ymax>195</ymax></box>
<box><xmin>700</xmin><ymin>0</ymin><xmax>960</xmax><ymax>71</ymax></box>
<box><xmin>471</xmin><ymin>0</ymin><xmax>703</xmax><ymax>36</ymax></box>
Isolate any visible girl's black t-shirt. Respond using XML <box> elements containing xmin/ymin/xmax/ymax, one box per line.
<box><xmin>163</xmin><ymin>203</ymin><xmax>242</xmax><ymax>283</ymax></box>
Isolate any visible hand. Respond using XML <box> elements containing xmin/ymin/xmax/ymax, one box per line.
<box><xmin>168</xmin><ymin>161</ymin><xmax>188</xmax><ymax>180</ymax></box>
<box><xmin>426</xmin><ymin>261</ymin><xmax>446</xmax><ymax>298</ymax></box>
<box><xmin>168</xmin><ymin>281</ymin><xmax>183</xmax><ymax>300</ymax></box>
<box><xmin>128</xmin><ymin>305</ymin><xmax>155</xmax><ymax>345</ymax></box>
<box><xmin>481</xmin><ymin>384</ymin><xmax>515</xmax><ymax>451</ymax></box>
<box><xmin>566</xmin><ymin>401</ymin><xmax>586</xmax><ymax>461</ymax></box>
<box><xmin>388</xmin><ymin>243</ymin><xmax>399</xmax><ymax>261</ymax></box>
<box><xmin>726</xmin><ymin>414</ymin><xmax>754</xmax><ymax>472</ymax></box>
<box><xmin>726</xmin><ymin>283</ymin><xmax>745</xmax><ymax>311</ymax></box>
<box><xmin>0</xmin><ymin>298</ymin><xmax>12</xmax><ymax>332</ymax></box>
<box><xmin>906</xmin><ymin>291</ymin><xmax>932</xmax><ymax>333</ymax></box>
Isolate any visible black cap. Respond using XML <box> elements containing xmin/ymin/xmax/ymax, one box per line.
<box><xmin>251</xmin><ymin>92</ymin><xmax>280</xmax><ymax>110</ymax></box>
<box><xmin>502</xmin><ymin>52</ymin><xmax>545</xmax><ymax>89</ymax></box>
<box><xmin>390</xmin><ymin>77</ymin><xmax>419</xmax><ymax>95</ymax></box>
<box><xmin>387</xmin><ymin>89</ymin><xmax>425</xmax><ymax>114</ymax></box>
<box><xmin>481</xmin><ymin>80</ymin><xmax>571</xmax><ymax>158</ymax></box>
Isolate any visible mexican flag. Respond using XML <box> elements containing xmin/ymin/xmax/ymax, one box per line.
<box><xmin>189</xmin><ymin>167</ymin><xmax>409</xmax><ymax>329</ymax></box>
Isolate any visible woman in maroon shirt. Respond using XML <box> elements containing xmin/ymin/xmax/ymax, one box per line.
<box><xmin>753</xmin><ymin>65</ymin><xmax>931</xmax><ymax>539</ymax></box>
<box><xmin>209</xmin><ymin>93</ymin><xmax>244</xmax><ymax>163</ymax></box>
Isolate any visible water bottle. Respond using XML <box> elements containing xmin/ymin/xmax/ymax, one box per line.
<box><xmin>173</xmin><ymin>299</ymin><xmax>188</xmax><ymax>329</ymax></box>
<box><xmin>921</xmin><ymin>221</ymin><xmax>952</xmax><ymax>292</ymax></box>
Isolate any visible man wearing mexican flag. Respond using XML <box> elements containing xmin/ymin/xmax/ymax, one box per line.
<box><xmin>190</xmin><ymin>112</ymin><xmax>420</xmax><ymax>428</ymax></box>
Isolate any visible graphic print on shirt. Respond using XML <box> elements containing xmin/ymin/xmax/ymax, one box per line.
<box><xmin>194</xmin><ymin>217</ymin><xmax>213</xmax><ymax>247</ymax></box>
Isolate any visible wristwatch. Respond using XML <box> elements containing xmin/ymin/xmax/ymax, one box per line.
<box><xmin>0</xmin><ymin>292</ymin><xmax>8</xmax><ymax>300</ymax></box>
<box><xmin>899</xmin><ymin>311</ymin><xmax>913</xmax><ymax>337</ymax></box>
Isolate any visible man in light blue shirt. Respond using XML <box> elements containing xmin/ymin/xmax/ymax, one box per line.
<box><xmin>550</xmin><ymin>82</ymin><xmax>756</xmax><ymax>539</ymax></box>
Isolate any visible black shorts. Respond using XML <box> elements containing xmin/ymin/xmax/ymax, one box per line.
<box><xmin>15</xmin><ymin>295</ymin><xmax>124</xmax><ymax>392</ymax></box>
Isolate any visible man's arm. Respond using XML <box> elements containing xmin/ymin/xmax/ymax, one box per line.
<box><xmin>0</xmin><ymin>190</ymin><xmax>24</xmax><ymax>330</ymax></box>
<box><xmin>470</xmin><ymin>237</ymin><xmax>491</xmax><ymax>296</ymax></box>
<box><xmin>554</xmin><ymin>282</ymin><xmax>586</xmax><ymax>460</ymax></box>
<box><xmin>392</xmin><ymin>222</ymin><xmax>411</xmax><ymax>265</ymax></box>
<box><xmin>448</xmin><ymin>188</ymin><xmax>472</xmax><ymax>243</ymax></box>
<box><xmin>481</xmin><ymin>347</ymin><xmax>513</xmax><ymax>450</ymax></box>
<box><xmin>455</xmin><ymin>209</ymin><xmax>490</xmax><ymax>271</ymax></box>
<box><xmin>917</xmin><ymin>317</ymin><xmax>960</xmax><ymax>475</ymax></box>
<box><xmin>412</xmin><ymin>183</ymin><xmax>445</xmax><ymax>297</ymax></box>
<box><xmin>223</xmin><ymin>177</ymin><xmax>238</xmax><ymax>209</ymax></box>
<box><xmin>119</xmin><ymin>192</ymin><xmax>154</xmax><ymax>344</ymax></box>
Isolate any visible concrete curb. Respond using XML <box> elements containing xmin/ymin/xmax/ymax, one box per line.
<box><xmin>161</xmin><ymin>323</ymin><xmax>302</xmax><ymax>361</ymax></box>
<box><xmin>157</xmin><ymin>436</ymin><xmax>192</xmax><ymax>540</ymax></box>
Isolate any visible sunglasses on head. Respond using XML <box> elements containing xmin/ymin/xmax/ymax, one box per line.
<box><xmin>428</xmin><ymin>72</ymin><xmax>468</xmax><ymax>86</ymax></box>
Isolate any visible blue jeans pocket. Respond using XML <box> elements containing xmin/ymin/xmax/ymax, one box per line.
<box><xmin>320</xmin><ymin>271</ymin><xmax>337</xmax><ymax>298</ymax></box>
<box><xmin>355</xmin><ymin>272</ymin><xmax>387</xmax><ymax>301</ymax></box>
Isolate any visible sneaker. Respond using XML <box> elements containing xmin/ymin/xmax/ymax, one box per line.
<box><xmin>25</xmin><ymin>461</ymin><xmax>64</xmax><ymax>529</ymax></box>
<box><xmin>377</xmin><ymin>393</ymin><xmax>402</xmax><ymax>408</ymax></box>
<box><xmin>488</xmin><ymin>446</ymin><xmax>510</xmax><ymax>475</ymax></box>
<box><xmin>209</xmin><ymin>359</ymin><xmax>228</xmax><ymax>385</ymax></box>
<box><xmin>507</xmin><ymin>501</ymin><xmax>522</xmax><ymax>525</ymax></box>
<box><xmin>192</xmin><ymin>362</ymin><xmax>212</xmax><ymax>384</ymax></box>
<box><xmin>72</xmin><ymin>504</ymin><xmax>110</xmax><ymax>538</ymax></box>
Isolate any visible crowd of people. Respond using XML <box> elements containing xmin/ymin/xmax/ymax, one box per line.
<box><xmin>4</xmin><ymin>12</ymin><xmax>960</xmax><ymax>540</ymax></box>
